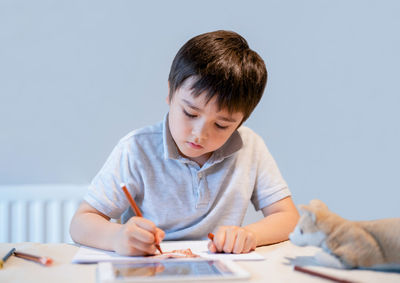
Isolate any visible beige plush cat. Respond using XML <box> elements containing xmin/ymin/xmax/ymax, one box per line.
<box><xmin>289</xmin><ymin>199</ymin><xmax>400</xmax><ymax>270</ymax></box>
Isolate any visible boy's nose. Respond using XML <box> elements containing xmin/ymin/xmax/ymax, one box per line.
<box><xmin>192</xmin><ymin>123</ymin><xmax>208</xmax><ymax>142</ymax></box>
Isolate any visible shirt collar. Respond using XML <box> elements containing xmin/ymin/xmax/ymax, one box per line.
<box><xmin>162</xmin><ymin>113</ymin><xmax>243</xmax><ymax>163</ymax></box>
<box><xmin>209</xmin><ymin>130</ymin><xmax>243</xmax><ymax>163</ymax></box>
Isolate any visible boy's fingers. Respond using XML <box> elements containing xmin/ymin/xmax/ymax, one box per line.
<box><xmin>156</xmin><ymin>228</ymin><xmax>165</xmax><ymax>242</ymax></box>
<box><xmin>125</xmin><ymin>218</ymin><xmax>164</xmax><ymax>253</ymax></box>
<box><xmin>207</xmin><ymin>241</ymin><xmax>217</xmax><ymax>253</ymax></box>
<box><xmin>127</xmin><ymin>237</ymin><xmax>157</xmax><ymax>255</ymax></box>
<box><xmin>232</xmin><ymin>229</ymin><xmax>246</xmax><ymax>254</ymax></box>
<box><xmin>125</xmin><ymin>218</ymin><xmax>158</xmax><ymax>245</ymax></box>
<box><xmin>223</xmin><ymin>227</ymin><xmax>237</xmax><ymax>253</ymax></box>
<box><xmin>131</xmin><ymin>217</ymin><xmax>158</xmax><ymax>233</ymax></box>
<box><xmin>126</xmin><ymin>226</ymin><xmax>160</xmax><ymax>255</ymax></box>
<box><xmin>132</xmin><ymin>217</ymin><xmax>164</xmax><ymax>242</ymax></box>
<box><xmin>128</xmin><ymin>223</ymin><xmax>156</xmax><ymax>244</ymax></box>
<box><xmin>214</xmin><ymin>228</ymin><xmax>227</xmax><ymax>252</ymax></box>
<box><xmin>243</xmin><ymin>233</ymin><xmax>256</xmax><ymax>253</ymax></box>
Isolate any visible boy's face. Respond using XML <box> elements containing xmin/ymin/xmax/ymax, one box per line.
<box><xmin>167</xmin><ymin>77</ymin><xmax>244</xmax><ymax>166</ymax></box>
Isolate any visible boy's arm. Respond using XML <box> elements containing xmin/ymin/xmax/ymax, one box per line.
<box><xmin>245</xmin><ymin>196</ymin><xmax>299</xmax><ymax>246</ymax></box>
<box><xmin>209</xmin><ymin>196</ymin><xmax>299</xmax><ymax>253</ymax></box>
<box><xmin>70</xmin><ymin>201</ymin><xmax>164</xmax><ymax>255</ymax></box>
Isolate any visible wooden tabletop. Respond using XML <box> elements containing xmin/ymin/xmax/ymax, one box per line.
<box><xmin>1</xmin><ymin>241</ymin><xmax>399</xmax><ymax>283</ymax></box>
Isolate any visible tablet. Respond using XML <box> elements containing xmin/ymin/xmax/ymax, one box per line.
<box><xmin>97</xmin><ymin>259</ymin><xmax>250</xmax><ymax>282</ymax></box>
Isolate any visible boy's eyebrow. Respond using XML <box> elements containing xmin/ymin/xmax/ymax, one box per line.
<box><xmin>216</xmin><ymin>115</ymin><xmax>237</xmax><ymax>123</ymax></box>
<box><xmin>182</xmin><ymin>99</ymin><xmax>237</xmax><ymax>123</ymax></box>
<box><xmin>183</xmin><ymin>99</ymin><xmax>201</xmax><ymax>111</ymax></box>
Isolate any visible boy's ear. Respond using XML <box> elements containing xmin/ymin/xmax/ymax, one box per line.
<box><xmin>166</xmin><ymin>81</ymin><xmax>171</xmax><ymax>105</ymax></box>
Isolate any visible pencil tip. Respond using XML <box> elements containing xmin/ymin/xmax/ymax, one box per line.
<box><xmin>40</xmin><ymin>257</ymin><xmax>53</xmax><ymax>266</ymax></box>
<box><xmin>120</xmin><ymin>183</ymin><xmax>126</xmax><ymax>188</ymax></box>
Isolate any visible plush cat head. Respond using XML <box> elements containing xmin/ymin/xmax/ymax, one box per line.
<box><xmin>289</xmin><ymin>199</ymin><xmax>330</xmax><ymax>247</ymax></box>
<box><xmin>289</xmin><ymin>200</ymin><xmax>400</xmax><ymax>270</ymax></box>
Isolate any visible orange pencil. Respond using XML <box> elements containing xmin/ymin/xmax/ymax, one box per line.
<box><xmin>208</xmin><ymin>233</ymin><xmax>214</xmax><ymax>241</ymax></box>
<box><xmin>120</xmin><ymin>183</ymin><xmax>163</xmax><ymax>254</ymax></box>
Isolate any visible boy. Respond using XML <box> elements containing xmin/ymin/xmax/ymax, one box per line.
<box><xmin>70</xmin><ymin>30</ymin><xmax>299</xmax><ymax>256</ymax></box>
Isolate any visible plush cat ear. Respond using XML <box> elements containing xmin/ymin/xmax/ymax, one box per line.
<box><xmin>298</xmin><ymin>205</ymin><xmax>317</xmax><ymax>223</ymax></box>
<box><xmin>309</xmin><ymin>199</ymin><xmax>329</xmax><ymax>211</ymax></box>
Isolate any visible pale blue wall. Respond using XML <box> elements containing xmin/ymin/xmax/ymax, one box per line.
<box><xmin>1</xmin><ymin>0</ymin><xmax>399</xmax><ymax>220</ymax></box>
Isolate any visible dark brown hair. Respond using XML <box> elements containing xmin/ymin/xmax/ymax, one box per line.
<box><xmin>168</xmin><ymin>30</ymin><xmax>267</xmax><ymax>122</ymax></box>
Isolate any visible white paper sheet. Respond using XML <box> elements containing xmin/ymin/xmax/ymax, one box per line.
<box><xmin>71</xmin><ymin>240</ymin><xmax>265</xmax><ymax>263</ymax></box>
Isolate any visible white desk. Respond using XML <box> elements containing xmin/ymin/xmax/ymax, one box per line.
<box><xmin>1</xmin><ymin>241</ymin><xmax>399</xmax><ymax>283</ymax></box>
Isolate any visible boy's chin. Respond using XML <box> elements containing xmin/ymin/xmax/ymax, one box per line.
<box><xmin>179</xmin><ymin>146</ymin><xmax>211</xmax><ymax>159</ymax></box>
<box><xmin>180</xmin><ymin>149</ymin><xmax>206</xmax><ymax>158</ymax></box>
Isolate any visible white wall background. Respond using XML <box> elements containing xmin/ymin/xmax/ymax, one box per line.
<box><xmin>1</xmin><ymin>0</ymin><xmax>399</xmax><ymax>222</ymax></box>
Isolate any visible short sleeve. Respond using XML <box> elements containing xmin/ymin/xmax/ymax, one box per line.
<box><xmin>250</xmin><ymin>135</ymin><xmax>291</xmax><ymax>211</ymax></box>
<box><xmin>84</xmin><ymin>138</ymin><xmax>142</xmax><ymax>219</ymax></box>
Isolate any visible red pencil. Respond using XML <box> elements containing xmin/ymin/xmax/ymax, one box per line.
<box><xmin>294</xmin><ymin>265</ymin><xmax>357</xmax><ymax>283</ymax></box>
<box><xmin>120</xmin><ymin>183</ymin><xmax>163</xmax><ymax>254</ymax></box>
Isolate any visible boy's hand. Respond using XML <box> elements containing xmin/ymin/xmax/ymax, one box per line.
<box><xmin>113</xmin><ymin>217</ymin><xmax>165</xmax><ymax>256</ymax></box>
<box><xmin>207</xmin><ymin>226</ymin><xmax>257</xmax><ymax>254</ymax></box>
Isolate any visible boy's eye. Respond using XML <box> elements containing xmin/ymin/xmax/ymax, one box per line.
<box><xmin>183</xmin><ymin>108</ymin><xmax>229</xmax><ymax>130</ymax></box>
<box><xmin>215</xmin><ymin>123</ymin><xmax>228</xmax><ymax>130</ymax></box>
<box><xmin>183</xmin><ymin>109</ymin><xmax>197</xmax><ymax>118</ymax></box>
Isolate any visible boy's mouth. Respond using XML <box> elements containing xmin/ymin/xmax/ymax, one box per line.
<box><xmin>187</xmin><ymin>142</ymin><xmax>203</xmax><ymax>149</ymax></box>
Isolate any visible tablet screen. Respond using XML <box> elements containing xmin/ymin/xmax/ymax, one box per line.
<box><xmin>115</xmin><ymin>260</ymin><xmax>232</xmax><ymax>278</ymax></box>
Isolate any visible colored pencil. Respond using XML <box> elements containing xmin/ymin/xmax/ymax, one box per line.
<box><xmin>120</xmin><ymin>183</ymin><xmax>163</xmax><ymax>254</ymax></box>
<box><xmin>0</xmin><ymin>247</ymin><xmax>16</xmax><ymax>269</ymax></box>
<box><xmin>294</xmin><ymin>265</ymin><xmax>357</xmax><ymax>283</ymax></box>
<box><xmin>14</xmin><ymin>251</ymin><xmax>53</xmax><ymax>266</ymax></box>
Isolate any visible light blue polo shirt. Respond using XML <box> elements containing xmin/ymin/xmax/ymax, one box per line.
<box><xmin>84</xmin><ymin>114</ymin><xmax>291</xmax><ymax>240</ymax></box>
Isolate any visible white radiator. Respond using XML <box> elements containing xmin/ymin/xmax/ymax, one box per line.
<box><xmin>0</xmin><ymin>185</ymin><xmax>87</xmax><ymax>243</ymax></box>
